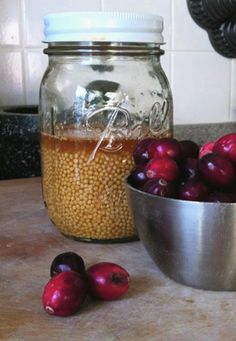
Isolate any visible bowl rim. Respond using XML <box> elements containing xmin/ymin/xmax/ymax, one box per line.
<box><xmin>125</xmin><ymin>176</ymin><xmax>236</xmax><ymax>207</ymax></box>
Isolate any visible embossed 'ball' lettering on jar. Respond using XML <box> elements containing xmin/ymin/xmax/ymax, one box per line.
<box><xmin>39</xmin><ymin>11</ymin><xmax>173</xmax><ymax>242</ymax></box>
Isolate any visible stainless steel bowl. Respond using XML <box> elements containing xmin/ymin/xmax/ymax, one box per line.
<box><xmin>125</xmin><ymin>178</ymin><xmax>236</xmax><ymax>291</ymax></box>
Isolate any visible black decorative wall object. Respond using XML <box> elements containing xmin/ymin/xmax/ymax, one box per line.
<box><xmin>187</xmin><ymin>0</ymin><xmax>236</xmax><ymax>58</ymax></box>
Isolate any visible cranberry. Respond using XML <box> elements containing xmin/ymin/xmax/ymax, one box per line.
<box><xmin>180</xmin><ymin>157</ymin><xmax>199</xmax><ymax>180</ymax></box>
<box><xmin>50</xmin><ymin>252</ymin><xmax>86</xmax><ymax>277</ymax></box>
<box><xmin>206</xmin><ymin>191</ymin><xmax>232</xmax><ymax>203</ymax></box>
<box><xmin>179</xmin><ymin>140</ymin><xmax>199</xmax><ymax>158</ymax></box>
<box><xmin>143</xmin><ymin>178</ymin><xmax>176</xmax><ymax>198</ymax></box>
<box><xmin>42</xmin><ymin>271</ymin><xmax>87</xmax><ymax>317</ymax></box>
<box><xmin>213</xmin><ymin>133</ymin><xmax>236</xmax><ymax>163</ymax></box>
<box><xmin>198</xmin><ymin>153</ymin><xmax>235</xmax><ymax>187</ymax></box>
<box><xmin>86</xmin><ymin>262</ymin><xmax>129</xmax><ymax>301</ymax></box>
<box><xmin>133</xmin><ymin>138</ymin><xmax>155</xmax><ymax>165</ymax></box>
<box><xmin>178</xmin><ymin>178</ymin><xmax>208</xmax><ymax>201</ymax></box>
<box><xmin>145</xmin><ymin>157</ymin><xmax>180</xmax><ymax>182</ymax></box>
<box><xmin>128</xmin><ymin>166</ymin><xmax>148</xmax><ymax>189</ymax></box>
<box><xmin>228</xmin><ymin>191</ymin><xmax>236</xmax><ymax>203</ymax></box>
<box><xmin>148</xmin><ymin>138</ymin><xmax>181</xmax><ymax>161</ymax></box>
<box><xmin>199</xmin><ymin>141</ymin><xmax>215</xmax><ymax>159</ymax></box>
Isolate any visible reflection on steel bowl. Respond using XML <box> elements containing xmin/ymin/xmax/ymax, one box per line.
<box><xmin>125</xmin><ymin>177</ymin><xmax>236</xmax><ymax>291</ymax></box>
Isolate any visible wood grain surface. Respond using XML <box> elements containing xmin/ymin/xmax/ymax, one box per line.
<box><xmin>1</xmin><ymin>178</ymin><xmax>236</xmax><ymax>341</ymax></box>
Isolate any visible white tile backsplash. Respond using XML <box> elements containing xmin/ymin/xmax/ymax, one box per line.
<box><xmin>231</xmin><ymin>59</ymin><xmax>236</xmax><ymax>121</ymax></box>
<box><xmin>172</xmin><ymin>52</ymin><xmax>231</xmax><ymax>124</ymax></box>
<box><xmin>24</xmin><ymin>0</ymin><xmax>101</xmax><ymax>47</ymax></box>
<box><xmin>161</xmin><ymin>51</ymin><xmax>171</xmax><ymax>83</ymax></box>
<box><xmin>0</xmin><ymin>0</ymin><xmax>21</xmax><ymax>45</ymax></box>
<box><xmin>0</xmin><ymin>50</ymin><xmax>24</xmax><ymax>105</ymax></box>
<box><xmin>24</xmin><ymin>50</ymin><xmax>48</xmax><ymax>104</ymax></box>
<box><xmin>0</xmin><ymin>0</ymin><xmax>234</xmax><ymax>125</ymax></box>
<box><xmin>173</xmin><ymin>0</ymin><xmax>213</xmax><ymax>51</ymax></box>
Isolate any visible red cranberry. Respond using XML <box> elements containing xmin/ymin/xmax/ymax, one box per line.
<box><xmin>213</xmin><ymin>133</ymin><xmax>236</xmax><ymax>163</ymax></box>
<box><xmin>145</xmin><ymin>157</ymin><xmax>180</xmax><ymax>182</ymax></box>
<box><xmin>199</xmin><ymin>141</ymin><xmax>215</xmax><ymax>159</ymax></box>
<box><xmin>42</xmin><ymin>271</ymin><xmax>87</xmax><ymax>317</ymax></box>
<box><xmin>178</xmin><ymin>178</ymin><xmax>208</xmax><ymax>201</ymax></box>
<box><xmin>86</xmin><ymin>262</ymin><xmax>129</xmax><ymax>301</ymax></box>
<box><xmin>50</xmin><ymin>252</ymin><xmax>86</xmax><ymax>277</ymax></box>
<box><xmin>228</xmin><ymin>191</ymin><xmax>236</xmax><ymax>203</ymax></box>
<box><xmin>143</xmin><ymin>178</ymin><xmax>176</xmax><ymax>198</ymax></box>
<box><xmin>128</xmin><ymin>166</ymin><xmax>148</xmax><ymax>189</ymax></box>
<box><xmin>198</xmin><ymin>153</ymin><xmax>235</xmax><ymax>187</ymax></box>
<box><xmin>179</xmin><ymin>140</ymin><xmax>199</xmax><ymax>158</ymax></box>
<box><xmin>148</xmin><ymin>138</ymin><xmax>181</xmax><ymax>161</ymax></box>
<box><xmin>180</xmin><ymin>157</ymin><xmax>199</xmax><ymax>180</ymax></box>
<box><xmin>206</xmin><ymin>191</ymin><xmax>232</xmax><ymax>203</ymax></box>
<box><xmin>133</xmin><ymin>138</ymin><xmax>156</xmax><ymax>165</ymax></box>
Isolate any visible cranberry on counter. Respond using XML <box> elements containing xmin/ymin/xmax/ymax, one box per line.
<box><xmin>42</xmin><ymin>271</ymin><xmax>87</xmax><ymax>317</ymax></box>
<box><xmin>86</xmin><ymin>262</ymin><xmax>130</xmax><ymax>301</ymax></box>
<box><xmin>50</xmin><ymin>252</ymin><xmax>86</xmax><ymax>277</ymax></box>
<box><xmin>42</xmin><ymin>253</ymin><xmax>131</xmax><ymax>317</ymax></box>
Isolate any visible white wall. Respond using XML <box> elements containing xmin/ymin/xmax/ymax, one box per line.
<box><xmin>0</xmin><ymin>0</ymin><xmax>235</xmax><ymax>124</ymax></box>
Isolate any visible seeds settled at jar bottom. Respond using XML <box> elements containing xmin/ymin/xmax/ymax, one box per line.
<box><xmin>41</xmin><ymin>132</ymin><xmax>138</xmax><ymax>241</ymax></box>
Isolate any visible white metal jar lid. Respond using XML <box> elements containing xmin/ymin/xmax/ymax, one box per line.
<box><xmin>43</xmin><ymin>12</ymin><xmax>164</xmax><ymax>44</ymax></box>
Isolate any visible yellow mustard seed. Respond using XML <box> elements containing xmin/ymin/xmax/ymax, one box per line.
<box><xmin>41</xmin><ymin>132</ymin><xmax>138</xmax><ymax>241</ymax></box>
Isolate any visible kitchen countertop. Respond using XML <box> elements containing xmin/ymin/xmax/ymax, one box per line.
<box><xmin>1</xmin><ymin>178</ymin><xmax>236</xmax><ymax>341</ymax></box>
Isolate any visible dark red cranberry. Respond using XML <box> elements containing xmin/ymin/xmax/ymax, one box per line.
<box><xmin>86</xmin><ymin>262</ymin><xmax>129</xmax><ymax>301</ymax></box>
<box><xmin>42</xmin><ymin>271</ymin><xmax>87</xmax><ymax>317</ymax></box>
<box><xmin>128</xmin><ymin>166</ymin><xmax>148</xmax><ymax>189</ymax></box>
<box><xmin>178</xmin><ymin>178</ymin><xmax>208</xmax><ymax>201</ymax></box>
<box><xmin>206</xmin><ymin>191</ymin><xmax>232</xmax><ymax>203</ymax></box>
<box><xmin>179</xmin><ymin>140</ymin><xmax>199</xmax><ymax>158</ymax></box>
<box><xmin>145</xmin><ymin>157</ymin><xmax>180</xmax><ymax>182</ymax></box>
<box><xmin>143</xmin><ymin>178</ymin><xmax>176</xmax><ymax>198</ymax></box>
<box><xmin>198</xmin><ymin>153</ymin><xmax>235</xmax><ymax>187</ymax></box>
<box><xmin>148</xmin><ymin>138</ymin><xmax>181</xmax><ymax>161</ymax></box>
<box><xmin>228</xmin><ymin>191</ymin><xmax>236</xmax><ymax>203</ymax></box>
<box><xmin>199</xmin><ymin>141</ymin><xmax>215</xmax><ymax>159</ymax></box>
<box><xmin>50</xmin><ymin>252</ymin><xmax>86</xmax><ymax>277</ymax></box>
<box><xmin>213</xmin><ymin>133</ymin><xmax>236</xmax><ymax>163</ymax></box>
<box><xmin>133</xmin><ymin>138</ymin><xmax>156</xmax><ymax>165</ymax></box>
<box><xmin>180</xmin><ymin>157</ymin><xmax>199</xmax><ymax>180</ymax></box>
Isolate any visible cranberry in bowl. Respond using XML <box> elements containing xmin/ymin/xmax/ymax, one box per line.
<box><xmin>125</xmin><ymin>135</ymin><xmax>236</xmax><ymax>291</ymax></box>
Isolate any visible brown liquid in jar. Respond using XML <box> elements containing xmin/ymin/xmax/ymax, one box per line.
<box><xmin>40</xmin><ymin>131</ymin><xmax>138</xmax><ymax>241</ymax></box>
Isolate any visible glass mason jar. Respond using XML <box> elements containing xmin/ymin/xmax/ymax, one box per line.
<box><xmin>39</xmin><ymin>12</ymin><xmax>173</xmax><ymax>242</ymax></box>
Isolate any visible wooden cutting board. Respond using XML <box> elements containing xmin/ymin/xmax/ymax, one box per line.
<box><xmin>1</xmin><ymin>178</ymin><xmax>236</xmax><ymax>341</ymax></box>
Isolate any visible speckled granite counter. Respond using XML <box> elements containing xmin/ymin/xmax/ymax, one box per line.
<box><xmin>174</xmin><ymin>121</ymin><xmax>236</xmax><ymax>146</ymax></box>
<box><xmin>1</xmin><ymin>177</ymin><xmax>236</xmax><ymax>341</ymax></box>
